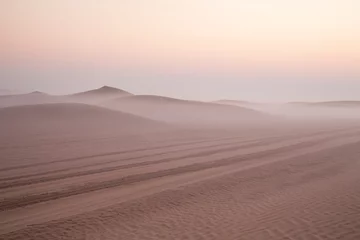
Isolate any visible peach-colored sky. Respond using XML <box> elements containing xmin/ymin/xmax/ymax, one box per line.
<box><xmin>0</xmin><ymin>0</ymin><xmax>359</xmax><ymax>101</ymax></box>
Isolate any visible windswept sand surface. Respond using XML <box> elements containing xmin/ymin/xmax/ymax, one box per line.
<box><xmin>1</xmin><ymin>122</ymin><xmax>360</xmax><ymax>240</ymax></box>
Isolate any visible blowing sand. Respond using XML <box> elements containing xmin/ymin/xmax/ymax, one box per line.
<box><xmin>1</xmin><ymin>115</ymin><xmax>360</xmax><ymax>240</ymax></box>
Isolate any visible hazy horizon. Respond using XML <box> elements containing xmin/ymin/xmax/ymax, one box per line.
<box><xmin>1</xmin><ymin>81</ymin><xmax>360</xmax><ymax>104</ymax></box>
<box><xmin>2</xmin><ymin>2</ymin><xmax>360</xmax><ymax>239</ymax></box>
<box><xmin>1</xmin><ymin>0</ymin><xmax>359</xmax><ymax>102</ymax></box>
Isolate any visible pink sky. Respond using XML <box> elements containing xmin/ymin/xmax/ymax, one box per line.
<box><xmin>0</xmin><ymin>0</ymin><xmax>359</xmax><ymax>101</ymax></box>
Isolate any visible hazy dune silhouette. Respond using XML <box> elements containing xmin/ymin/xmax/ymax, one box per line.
<box><xmin>0</xmin><ymin>89</ymin><xmax>22</xmax><ymax>96</ymax></box>
<box><xmin>282</xmin><ymin>101</ymin><xmax>360</xmax><ymax>119</ymax></box>
<box><xmin>0</xmin><ymin>89</ymin><xmax>10</xmax><ymax>96</ymax></box>
<box><xmin>290</xmin><ymin>101</ymin><xmax>360</xmax><ymax>108</ymax></box>
<box><xmin>0</xmin><ymin>86</ymin><xmax>132</xmax><ymax>108</ymax></box>
<box><xmin>102</xmin><ymin>94</ymin><xmax>271</xmax><ymax>126</ymax></box>
<box><xmin>212</xmin><ymin>99</ymin><xmax>253</xmax><ymax>106</ymax></box>
<box><xmin>68</xmin><ymin>86</ymin><xmax>133</xmax><ymax>104</ymax></box>
<box><xmin>0</xmin><ymin>91</ymin><xmax>68</xmax><ymax>108</ymax></box>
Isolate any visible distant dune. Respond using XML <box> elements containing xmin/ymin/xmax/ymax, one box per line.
<box><xmin>289</xmin><ymin>101</ymin><xmax>360</xmax><ymax>108</ymax></box>
<box><xmin>0</xmin><ymin>86</ymin><xmax>133</xmax><ymax>108</ymax></box>
<box><xmin>0</xmin><ymin>89</ymin><xmax>22</xmax><ymax>96</ymax></box>
<box><xmin>212</xmin><ymin>99</ymin><xmax>262</xmax><ymax>111</ymax></box>
<box><xmin>103</xmin><ymin>95</ymin><xmax>270</xmax><ymax>126</ymax></box>
<box><xmin>213</xmin><ymin>99</ymin><xmax>252</xmax><ymax>106</ymax></box>
<box><xmin>0</xmin><ymin>103</ymin><xmax>168</xmax><ymax>135</ymax></box>
<box><xmin>0</xmin><ymin>89</ymin><xmax>10</xmax><ymax>96</ymax></box>
<box><xmin>280</xmin><ymin>101</ymin><xmax>360</xmax><ymax>119</ymax></box>
<box><xmin>0</xmin><ymin>91</ymin><xmax>68</xmax><ymax>108</ymax></box>
<box><xmin>68</xmin><ymin>86</ymin><xmax>133</xmax><ymax>104</ymax></box>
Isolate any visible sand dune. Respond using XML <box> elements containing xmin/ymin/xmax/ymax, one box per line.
<box><xmin>215</xmin><ymin>100</ymin><xmax>360</xmax><ymax>119</ymax></box>
<box><xmin>0</xmin><ymin>103</ymin><xmax>169</xmax><ymax>138</ymax></box>
<box><xmin>0</xmin><ymin>89</ymin><xmax>23</xmax><ymax>96</ymax></box>
<box><xmin>1</xmin><ymin>121</ymin><xmax>360</xmax><ymax>239</ymax></box>
<box><xmin>212</xmin><ymin>99</ymin><xmax>275</xmax><ymax>114</ymax></box>
<box><xmin>103</xmin><ymin>95</ymin><xmax>271</xmax><ymax>126</ymax></box>
<box><xmin>0</xmin><ymin>91</ymin><xmax>68</xmax><ymax>108</ymax></box>
<box><xmin>0</xmin><ymin>89</ymin><xmax>11</xmax><ymax>96</ymax></box>
<box><xmin>1</xmin><ymin>88</ymin><xmax>360</xmax><ymax>240</ymax></box>
<box><xmin>68</xmin><ymin>86</ymin><xmax>133</xmax><ymax>104</ymax></box>
<box><xmin>0</xmin><ymin>86</ymin><xmax>134</xmax><ymax>108</ymax></box>
<box><xmin>290</xmin><ymin>101</ymin><xmax>360</xmax><ymax>108</ymax></box>
<box><xmin>281</xmin><ymin>101</ymin><xmax>360</xmax><ymax>119</ymax></box>
<box><xmin>213</xmin><ymin>99</ymin><xmax>253</xmax><ymax>106</ymax></box>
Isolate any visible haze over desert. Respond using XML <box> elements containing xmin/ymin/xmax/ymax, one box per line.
<box><xmin>0</xmin><ymin>86</ymin><xmax>360</xmax><ymax>240</ymax></box>
<box><xmin>1</xmin><ymin>0</ymin><xmax>360</xmax><ymax>239</ymax></box>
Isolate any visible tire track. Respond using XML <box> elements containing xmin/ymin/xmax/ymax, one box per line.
<box><xmin>0</xmin><ymin>134</ymin><xmax>258</xmax><ymax>172</ymax></box>
<box><xmin>0</xmin><ymin>136</ymin><xmax>278</xmax><ymax>183</ymax></box>
<box><xmin>2</xmin><ymin>139</ymin><xmax>360</xmax><ymax>240</ymax></box>
<box><xmin>1</xmin><ymin>132</ymin><xmax>358</xmax><ymax>211</ymax></box>
<box><xmin>1</xmin><ymin>128</ymin><xmax>357</xmax><ymax>189</ymax></box>
<box><xmin>0</xmin><ymin>127</ymin><xmax>352</xmax><ymax>183</ymax></box>
<box><xmin>0</xmin><ymin>127</ymin><xmax>351</xmax><ymax>172</ymax></box>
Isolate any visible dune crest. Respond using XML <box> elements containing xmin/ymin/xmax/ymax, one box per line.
<box><xmin>68</xmin><ymin>86</ymin><xmax>133</xmax><ymax>104</ymax></box>
<box><xmin>0</xmin><ymin>92</ymin><xmax>67</xmax><ymax>108</ymax></box>
<box><xmin>103</xmin><ymin>94</ymin><xmax>271</xmax><ymax>126</ymax></box>
<box><xmin>0</xmin><ymin>86</ymin><xmax>133</xmax><ymax>108</ymax></box>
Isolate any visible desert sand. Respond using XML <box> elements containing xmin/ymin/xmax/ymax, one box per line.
<box><xmin>102</xmin><ymin>94</ymin><xmax>271</xmax><ymax>126</ymax></box>
<box><xmin>1</xmin><ymin>88</ymin><xmax>360</xmax><ymax>240</ymax></box>
<box><xmin>67</xmin><ymin>86</ymin><xmax>133</xmax><ymax>104</ymax></box>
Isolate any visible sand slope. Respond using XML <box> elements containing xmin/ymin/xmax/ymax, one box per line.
<box><xmin>68</xmin><ymin>86</ymin><xmax>133</xmax><ymax>104</ymax></box>
<box><xmin>103</xmin><ymin>95</ymin><xmax>270</xmax><ymax>126</ymax></box>
<box><xmin>1</xmin><ymin>122</ymin><xmax>360</xmax><ymax>239</ymax></box>
<box><xmin>0</xmin><ymin>103</ymin><xmax>169</xmax><ymax>137</ymax></box>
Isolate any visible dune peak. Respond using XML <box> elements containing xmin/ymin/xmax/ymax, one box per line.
<box><xmin>72</xmin><ymin>85</ymin><xmax>132</xmax><ymax>96</ymax></box>
<box><xmin>28</xmin><ymin>91</ymin><xmax>47</xmax><ymax>95</ymax></box>
<box><xmin>98</xmin><ymin>85</ymin><xmax>120</xmax><ymax>92</ymax></box>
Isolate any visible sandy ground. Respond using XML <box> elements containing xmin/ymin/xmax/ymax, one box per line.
<box><xmin>1</xmin><ymin>121</ymin><xmax>360</xmax><ymax>239</ymax></box>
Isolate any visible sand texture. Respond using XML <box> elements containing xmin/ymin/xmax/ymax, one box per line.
<box><xmin>1</xmin><ymin>114</ymin><xmax>360</xmax><ymax>239</ymax></box>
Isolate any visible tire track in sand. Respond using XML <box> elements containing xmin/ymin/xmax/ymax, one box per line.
<box><xmin>1</xmin><ymin>130</ymin><xmax>359</xmax><ymax>211</ymax></box>
<box><xmin>0</xmin><ymin>128</ymin><xmax>354</xmax><ymax>186</ymax></box>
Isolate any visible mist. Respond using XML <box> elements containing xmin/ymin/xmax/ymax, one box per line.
<box><xmin>1</xmin><ymin>1</ymin><xmax>360</xmax><ymax>239</ymax></box>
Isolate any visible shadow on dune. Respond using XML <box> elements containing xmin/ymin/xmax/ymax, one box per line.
<box><xmin>0</xmin><ymin>103</ymin><xmax>171</xmax><ymax>137</ymax></box>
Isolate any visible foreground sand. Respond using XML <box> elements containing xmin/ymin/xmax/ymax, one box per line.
<box><xmin>1</xmin><ymin>122</ymin><xmax>360</xmax><ymax>240</ymax></box>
